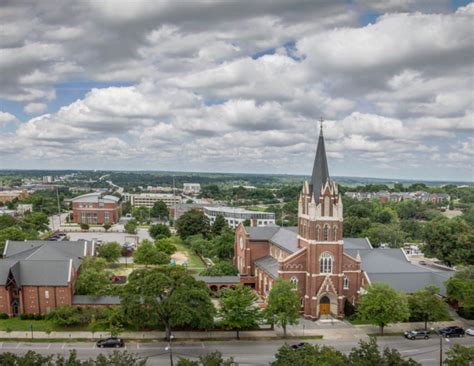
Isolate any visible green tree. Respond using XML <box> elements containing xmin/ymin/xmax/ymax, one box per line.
<box><xmin>155</xmin><ymin>236</ymin><xmax>179</xmax><ymax>256</ymax></box>
<box><xmin>20</xmin><ymin>211</ymin><xmax>49</xmax><ymax>232</ymax></box>
<box><xmin>176</xmin><ymin>209</ymin><xmax>210</xmax><ymax>239</ymax></box>
<box><xmin>444</xmin><ymin>344</ymin><xmax>474</xmax><ymax>366</ymax></box>
<box><xmin>348</xmin><ymin>337</ymin><xmax>420</xmax><ymax>366</ymax></box>
<box><xmin>46</xmin><ymin>306</ymin><xmax>81</xmax><ymax>327</ymax></box>
<box><xmin>445</xmin><ymin>266</ymin><xmax>474</xmax><ymax>314</ymax></box>
<box><xmin>132</xmin><ymin>206</ymin><xmax>150</xmax><ymax>223</ymax></box>
<box><xmin>357</xmin><ymin>283</ymin><xmax>410</xmax><ymax>335</ymax></box>
<box><xmin>0</xmin><ymin>214</ymin><xmax>16</xmax><ymax>230</ymax></box>
<box><xmin>177</xmin><ymin>351</ymin><xmax>235</xmax><ymax>366</ymax></box>
<box><xmin>97</xmin><ymin>241</ymin><xmax>122</xmax><ymax>263</ymax></box>
<box><xmin>0</xmin><ymin>226</ymin><xmax>35</xmax><ymax>253</ymax></box>
<box><xmin>396</xmin><ymin>200</ymin><xmax>420</xmax><ymax>220</ymax></box>
<box><xmin>423</xmin><ymin>217</ymin><xmax>474</xmax><ymax>266</ymax></box>
<box><xmin>363</xmin><ymin>223</ymin><xmax>405</xmax><ymax>247</ymax></box>
<box><xmin>343</xmin><ymin>216</ymin><xmax>372</xmax><ymax>237</ymax></box>
<box><xmin>200</xmin><ymin>261</ymin><xmax>239</xmax><ymax>276</ymax></box>
<box><xmin>211</xmin><ymin>230</ymin><xmax>235</xmax><ymax>260</ymax></box>
<box><xmin>265</xmin><ymin>279</ymin><xmax>300</xmax><ymax>338</ymax></box>
<box><xmin>75</xmin><ymin>257</ymin><xmax>110</xmax><ymax>295</ymax></box>
<box><xmin>272</xmin><ymin>343</ymin><xmax>347</xmax><ymax>366</ymax></box>
<box><xmin>103</xmin><ymin>223</ymin><xmax>112</xmax><ymax>232</ymax></box>
<box><xmin>374</xmin><ymin>208</ymin><xmax>396</xmax><ymax>224</ymax></box>
<box><xmin>219</xmin><ymin>285</ymin><xmax>261</xmax><ymax>339</ymax></box>
<box><xmin>149</xmin><ymin>223</ymin><xmax>171</xmax><ymax>239</ymax></box>
<box><xmin>187</xmin><ymin>234</ymin><xmax>212</xmax><ymax>257</ymax></box>
<box><xmin>408</xmin><ymin>285</ymin><xmax>450</xmax><ymax>329</ymax></box>
<box><xmin>211</xmin><ymin>214</ymin><xmax>227</xmax><ymax>235</ymax></box>
<box><xmin>121</xmin><ymin>266</ymin><xmax>215</xmax><ymax>339</ymax></box>
<box><xmin>124</xmin><ymin>219</ymin><xmax>138</xmax><ymax>234</ymax></box>
<box><xmin>151</xmin><ymin>200</ymin><xmax>169</xmax><ymax>219</ymax></box>
<box><xmin>80</xmin><ymin>223</ymin><xmax>90</xmax><ymax>231</ymax></box>
<box><xmin>133</xmin><ymin>239</ymin><xmax>170</xmax><ymax>266</ymax></box>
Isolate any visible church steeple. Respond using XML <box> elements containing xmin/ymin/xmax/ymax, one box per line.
<box><xmin>310</xmin><ymin>117</ymin><xmax>330</xmax><ymax>200</ymax></box>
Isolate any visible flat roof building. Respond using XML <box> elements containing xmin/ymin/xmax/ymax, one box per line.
<box><xmin>71</xmin><ymin>192</ymin><xmax>120</xmax><ymax>225</ymax></box>
<box><xmin>204</xmin><ymin>206</ymin><xmax>275</xmax><ymax>228</ymax></box>
<box><xmin>129</xmin><ymin>193</ymin><xmax>181</xmax><ymax>209</ymax></box>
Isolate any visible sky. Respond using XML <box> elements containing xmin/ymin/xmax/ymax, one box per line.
<box><xmin>0</xmin><ymin>0</ymin><xmax>473</xmax><ymax>182</ymax></box>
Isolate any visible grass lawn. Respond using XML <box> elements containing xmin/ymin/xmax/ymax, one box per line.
<box><xmin>174</xmin><ymin>241</ymin><xmax>206</xmax><ymax>272</ymax></box>
<box><xmin>0</xmin><ymin>318</ymin><xmax>90</xmax><ymax>332</ymax></box>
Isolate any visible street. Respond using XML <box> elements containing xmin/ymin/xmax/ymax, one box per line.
<box><xmin>0</xmin><ymin>337</ymin><xmax>472</xmax><ymax>365</ymax></box>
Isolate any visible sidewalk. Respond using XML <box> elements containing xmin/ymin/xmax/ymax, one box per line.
<box><xmin>0</xmin><ymin>319</ymin><xmax>465</xmax><ymax>342</ymax></box>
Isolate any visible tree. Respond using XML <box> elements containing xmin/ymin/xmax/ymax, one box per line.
<box><xmin>423</xmin><ymin>217</ymin><xmax>474</xmax><ymax>266</ymax></box>
<box><xmin>363</xmin><ymin>223</ymin><xmax>405</xmax><ymax>248</ymax></box>
<box><xmin>445</xmin><ymin>265</ymin><xmax>474</xmax><ymax>314</ymax></box>
<box><xmin>177</xmin><ymin>351</ymin><xmax>235</xmax><ymax>366</ymax></box>
<box><xmin>272</xmin><ymin>343</ymin><xmax>347</xmax><ymax>366</ymax></box>
<box><xmin>133</xmin><ymin>239</ymin><xmax>170</xmax><ymax>266</ymax></box>
<box><xmin>211</xmin><ymin>230</ymin><xmax>235</xmax><ymax>260</ymax></box>
<box><xmin>151</xmin><ymin>200</ymin><xmax>169</xmax><ymax>220</ymax></box>
<box><xmin>0</xmin><ymin>226</ymin><xmax>36</xmax><ymax>253</ymax></box>
<box><xmin>80</xmin><ymin>223</ymin><xmax>90</xmax><ymax>231</ymax></box>
<box><xmin>155</xmin><ymin>236</ymin><xmax>178</xmax><ymax>256</ymax></box>
<box><xmin>46</xmin><ymin>306</ymin><xmax>81</xmax><ymax>327</ymax></box>
<box><xmin>408</xmin><ymin>285</ymin><xmax>450</xmax><ymax>329</ymax></box>
<box><xmin>264</xmin><ymin>279</ymin><xmax>300</xmax><ymax>338</ymax></box>
<box><xmin>149</xmin><ymin>223</ymin><xmax>171</xmax><ymax>239</ymax></box>
<box><xmin>97</xmin><ymin>241</ymin><xmax>122</xmax><ymax>263</ymax></box>
<box><xmin>212</xmin><ymin>214</ymin><xmax>227</xmax><ymax>235</ymax></box>
<box><xmin>124</xmin><ymin>219</ymin><xmax>138</xmax><ymax>234</ymax></box>
<box><xmin>121</xmin><ymin>266</ymin><xmax>215</xmax><ymax>339</ymax></box>
<box><xmin>132</xmin><ymin>206</ymin><xmax>150</xmax><ymax>223</ymax></box>
<box><xmin>0</xmin><ymin>214</ymin><xmax>16</xmax><ymax>230</ymax></box>
<box><xmin>444</xmin><ymin>344</ymin><xmax>474</xmax><ymax>366</ymax></box>
<box><xmin>343</xmin><ymin>216</ymin><xmax>371</xmax><ymax>237</ymax></box>
<box><xmin>20</xmin><ymin>212</ymin><xmax>49</xmax><ymax>232</ymax></box>
<box><xmin>75</xmin><ymin>257</ymin><xmax>110</xmax><ymax>295</ymax></box>
<box><xmin>357</xmin><ymin>283</ymin><xmax>410</xmax><ymax>335</ymax></box>
<box><xmin>374</xmin><ymin>208</ymin><xmax>396</xmax><ymax>224</ymax></box>
<box><xmin>200</xmin><ymin>261</ymin><xmax>239</xmax><ymax>276</ymax></box>
<box><xmin>219</xmin><ymin>285</ymin><xmax>261</xmax><ymax>339</ymax></box>
<box><xmin>176</xmin><ymin>209</ymin><xmax>210</xmax><ymax>239</ymax></box>
<box><xmin>348</xmin><ymin>337</ymin><xmax>420</xmax><ymax>366</ymax></box>
<box><xmin>103</xmin><ymin>223</ymin><xmax>111</xmax><ymax>232</ymax></box>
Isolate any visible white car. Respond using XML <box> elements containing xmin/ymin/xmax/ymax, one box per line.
<box><xmin>466</xmin><ymin>328</ymin><xmax>474</xmax><ymax>336</ymax></box>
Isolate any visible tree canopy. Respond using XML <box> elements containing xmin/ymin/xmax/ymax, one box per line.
<box><xmin>176</xmin><ymin>209</ymin><xmax>210</xmax><ymax>239</ymax></box>
<box><xmin>408</xmin><ymin>285</ymin><xmax>450</xmax><ymax>329</ymax></box>
<box><xmin>97</xmin><ymin>241</ymin><xmax>122</xmax><ymax>263</ymax></box>
<box><xmin>200</xmin><ymin>261</ymin><xmax>239</xmax><ymax>276</ymax></box>
<box><xmin>149</xmin><ymin>223</ymin><xmax>171</xmax><ymax>239</ymax></box>
<box><xmin>75</xmin><ymin>257</ymin><xmax>110</xmax><ymax>295</ymax></box>
<box><xmin>133</xmin><ymin>239</ymin><xmax>170</xmax><ymax>266</ymax></box>
<box><xmin>150</xmin><ymin>200</ymin><xmax>169</xmax><ymax>219</ymax></box>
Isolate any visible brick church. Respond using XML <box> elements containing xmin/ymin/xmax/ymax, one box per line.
<box><xmin>234</xmin><ymin>122</ymin><xmax>453</xmax><ymax>319</ymax></box>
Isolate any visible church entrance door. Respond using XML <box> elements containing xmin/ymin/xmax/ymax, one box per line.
<box><xmin>319</xmin><ymin>296</ymin><xmax>330</xmax><ymax>315</ymax></box>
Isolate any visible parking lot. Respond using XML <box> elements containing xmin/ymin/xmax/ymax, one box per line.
<box><xmin>65</xmin><ymin>228</ymin><xmax>151</xmax><ymax>244</ymax></box>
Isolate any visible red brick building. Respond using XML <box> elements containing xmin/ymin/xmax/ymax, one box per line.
<box><xmin>0</xmin><ymin>240</ymin><xmax>95</xmax><ymax>316</ymax></box>
<box><xmin>72</xmin><ymin>193</ymin><xmax>120</xmax><ymax>225</ymax></box>
<box><xmin>234</xmin><ymin>124</ymin><xmax>454</xmax><ymax>319</ymax></box>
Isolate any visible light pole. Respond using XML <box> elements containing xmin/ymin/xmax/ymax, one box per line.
<box><xmin>431</xmin><ymin>327</ymin><xmax>450</xmax><ymax>366</ymax></box>
<box><xmin>165</xmin><ymin>334</ymin><xmax>174</xmax><ymax>366</ymax></box>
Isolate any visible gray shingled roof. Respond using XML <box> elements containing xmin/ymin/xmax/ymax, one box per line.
<box><xmin>245</xmin><ymin>226</ymin><xmax>280</xmax><ymax>241</ymax></box>
<box><xmin>72</xmin><ymin>295</ymin><xmax>121</xmax><ymax>305</ymax></box>
<box><xmin>255</xmin><ymin>255</ymin><xmax>279</xmax><ymax>278</ymax></box>
<box><xmin>344</xmin><ymin>238</ymin><xmax>372</xmax><ymax>250</ymax></box>
<box><xmin>0</xmin><ymin>240</ymin><xmax>91</xmax><ymax>287</ymax></box>
<box><xmin>195</xmin><ymin>276</ymin><xmax>240</xmax><ymax>283</ymax></box>
<box><xmin>269</xmin><ymin>228</ymin><xmax>298</xmax><ymax>253</ymax></box>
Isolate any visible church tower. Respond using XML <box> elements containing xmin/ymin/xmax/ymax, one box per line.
<box><xmin>298</xmin><ymin>119</ymin><xmax>345</xmax><ymax>319</ymax></box>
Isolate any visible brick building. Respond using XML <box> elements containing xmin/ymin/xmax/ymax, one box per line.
<box><xmin>234</xmin><ymin>123</ymin><xmax>454</xmax><ymax>319</ymax></box>
<box><xmin>72</xmin><ymin>192</ymin><xmax>120</xmax><ymax>225</ymax></box>
<box><xmin>0</xmin><ymin>189</ymin><xmax>29</xmax><ymax>204</ymax></box>
<box><xmin>0</xmin><ymin>240</ymin><xmax>94</xmax><ymax>316</ymax></box>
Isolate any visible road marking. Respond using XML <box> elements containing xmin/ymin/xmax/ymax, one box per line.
<box><xmin>15</xmin><ymin>343</ymin><xmax>21</xmax><ymax>349</ymax></box>
<box><xmin>400</xmin><ymin>349</ymin><xmax>420</xmax><ymax>353</ymax></box>
<box><xmin>136</xmin><ymin>343</ymin><xmax>140</xmax><ymax>349</ymax></box>
<box><xmin>47</xmin><ymin>344</ymin><xmax>51</xmax><ymax>349</ymax></box>
<box><xmin>419</xmin><ymin>359</ymin><xmax>436</xmax><ymax>362</ymax></box>
<box><xmin>61</xmin><ymin>343</ymin><xmax>66</xmax><ymax>349</ymax></box>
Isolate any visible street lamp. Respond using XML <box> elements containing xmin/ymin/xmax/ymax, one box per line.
<box><xmin>165</xmin><ymin>334</ymin><xmax>175</xmax><ymax>366</ymax></box>
<box><xmin>431</xmin><ymin>327</ymin><xmax>450</xmax><ymax>366</ymax></box>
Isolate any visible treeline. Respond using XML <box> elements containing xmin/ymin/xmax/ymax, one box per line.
<box><xmin>0</xmin><ymin>212</ymin><xmax>49</xmax><ymax>254</ymax></box>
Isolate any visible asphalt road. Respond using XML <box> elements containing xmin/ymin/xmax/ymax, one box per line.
<box><xmin>0</xmin><ymin>337</ymin><xmax>472</xmax><ymax>365</ymax></box>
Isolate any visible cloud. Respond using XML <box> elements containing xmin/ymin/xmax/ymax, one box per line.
<box><xmin>0</xmin><ymin>112</ymin><xmax>18</xmax><ymax>126</ymax></box>
<box><xmin>24</xmin><ymin>103</ymin><xmax>48</xmax><ymax>114</ymax></box>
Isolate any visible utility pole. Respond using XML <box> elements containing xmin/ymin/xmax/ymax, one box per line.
<box><xmin>165</xmin><ymin>334</ymin><xmax>174</xmax><ymax>366</ymax></box>
<box><xmin>56</xmin><ymin>187</ymin><xmax>61</xmax><ymax>229</ymax></box>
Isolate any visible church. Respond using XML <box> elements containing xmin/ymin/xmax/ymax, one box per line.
<box><xmin>234</xmin><ymin>123</ymin><xmax>453</xmax><ymax>319</ymax></box>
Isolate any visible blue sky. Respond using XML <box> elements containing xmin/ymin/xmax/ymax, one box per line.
<box><xmin>0</xmin><ymin>1</ymin><xmax>472</xmax><ymax>181</ymax></box>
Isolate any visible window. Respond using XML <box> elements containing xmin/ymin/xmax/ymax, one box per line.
<box><xmin>343</xmin><ymin>276</ymin><xmax>349</xmax><ymax>289</ymax></box>
<box><xmin>333</xmin><ymin>226</ymin><xmax>338</xmax><ymax>241</ymax></box>
<box><xmin>290</xmin><ymin>276</ymin><xmax>298</xmax><ymax>286</ymax></box>
<box><xmin>45</xmin><ymin>290</ymin><xmax>49</xmax><ymax>299</ymax></box>
<box><xmin>319</xmin><ymin>252</ymin><xmax>333</xmax><ymax>274</ymax></box>
<box><xmin>323</xmin><ymin>225</ymin><xmax>329</xmax><ymax>241</ymax></box>
<box><xmin>104</xmin><ymin>212</ymin><xmax>110</xmax><ymax>224</ymax></box>
<box><xmin>316</xmin><ymin>225</ymin><xmax>320</xmax><ymax>240</ymax></box>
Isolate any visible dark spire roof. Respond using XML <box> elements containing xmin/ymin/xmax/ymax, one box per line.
<box><xmin>310</xmin><ymin>119</ymin><xmax>330</xmax><ymax>199</ymax></box>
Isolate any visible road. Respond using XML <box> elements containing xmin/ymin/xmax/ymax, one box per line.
<box><xmin>0</xmin><ymin>337</ymin><xmax>472</xmax><ymax>365</ymax></box>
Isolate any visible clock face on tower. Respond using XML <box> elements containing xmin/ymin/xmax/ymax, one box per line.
<box><xmin>240</xmin><ymin>237</ymin><xmax>244</xmax><ymax>250</ymax></box>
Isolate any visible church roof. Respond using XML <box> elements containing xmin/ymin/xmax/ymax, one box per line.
<box><xmin>255</xmin><ymin>255</ymin><xmax>279</xmax><ymax>278</ymax></box>
<box><xmin>310</xmin><ymin>125</ymin><xmax>330</xmax><ymax>200</ymax></box>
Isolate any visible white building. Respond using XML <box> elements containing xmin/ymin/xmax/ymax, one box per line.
<box><xmin>43</xmin><ymin>176</ymin><xmax>53</xmax><ymax>183</ymax></box>
<box><xmin>16</xmin><ymin>204</ymin><xmax>33</xmax><ymax>215</ymax></box>
<box><xmin>183</xmin><ymin>183</ymin><xmax>201</xmax><ymax>195</ymax></box>
<box><xmin>204</xmin><ymin>206</ymin><xmax>275</xmax><ymax>228</ymax></box>
<box><xmin>130</xmin><ymin>193</ymin><xmax>181</xmax><ymax>208</ymax></box>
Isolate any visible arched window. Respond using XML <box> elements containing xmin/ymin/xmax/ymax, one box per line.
<box><xmin>343</xmin><ymin>276</ymin><xmax>349</xmax><ymax>289</ymax></box>
<box><xmin>316</xmin><ymin>225</ymin><xmax>320</xmax><ymax>240</ymax></box>
<box><xmin>333</xmin><ymin>226</ymin><xmax>338</xmax><ymax>241</ymax></box>
<box><xmin>323</xmin><ymin>225</ymin><xmax>329</xmax><ymax>241</ymax></box>
<box><xmin>319</xmin><ymin>252</ymin><xmax>333</xmax><ymax>274</ymax></box>
<box><xmin>290</xmin><ymin>276</ymin><xmax>298</xmax><ymax>287</ymax></box>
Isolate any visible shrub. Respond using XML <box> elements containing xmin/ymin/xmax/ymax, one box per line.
<box><xmin>458</xmin><ymin>307</ymin><xmax>474</xmax><ymax>320</ymax></box>
<box><xmin>34</xmin><ymin>313</ymin><xmax>43</xmax><ymax>320</ymax></box>
<box><xmin>19</xmin><ymin>314</ymin><xmax>28</xmax><ymax>320</ymax></box>
<box><xmin>0</xmin><ymin>312</ymin><xmax>9</xmax><ymax>319</ymax></box>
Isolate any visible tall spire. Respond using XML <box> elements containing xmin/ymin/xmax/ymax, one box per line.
<box><xmin>310</xmin><ymin>117</ymin><xmax>330</xmax><ymax>200</ymax></box>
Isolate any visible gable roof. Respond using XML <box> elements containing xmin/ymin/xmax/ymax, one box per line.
<box><xmin>255</xmin><ymin>255</ymin><xmax>279</xmax><ymax>278</ymax></box>
<box><xmin>343</xmin><ymin>237</ymin><xmax>372</xmax><ymax>250</ymax></box>
<box><xmin>245</xmin><ymin>226</ymin><xmax>298</xmax><ymax>254</ymax></box>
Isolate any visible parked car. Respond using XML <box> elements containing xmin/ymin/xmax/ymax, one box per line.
<box><xmin>419</xmin><ymin>260</ymin><xmax>427</xmax><ymax>265</ymax></box>
<box><xmin>466</xmin><ymin>328</ymin><xmax>474</xmax><ymax>336</ymax></box>
<box><xmin>439</xmin><ymin>326</ymin><xmax>465</xmax><ymax>338</ymax></box>
<box><xmin>404</xmin><ymin>329</ymin><xmax>429</xmax><ymax>340</ymax></box>
<box><xmin>96</xmin><ymin>337</ymin><xmax>124</xmax><ymax>348</ymax></box>
<box><xmin>291</xmin><ymin>342</ymin><xmax>309</xmax><ymax>350</ymax></box>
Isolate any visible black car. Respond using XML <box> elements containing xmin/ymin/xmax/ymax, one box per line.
<box><xmin>404</xmin><ymin>329</ymin><xmax>429</xmax><ymax>340</ymax></box>
<box><xmin>96</xmin><ymin>337</ymin><xmax>124</xmax><ymax>348</ymax></box>
<box><xmin>291</xmin><ymin>342</ymin><xmax>309</xmax><ymax>350</ymax></box>
<box><xmin>439</xmin><ymin>326</ymin><xmax>465</xmax><ymax>338</ymax></box>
